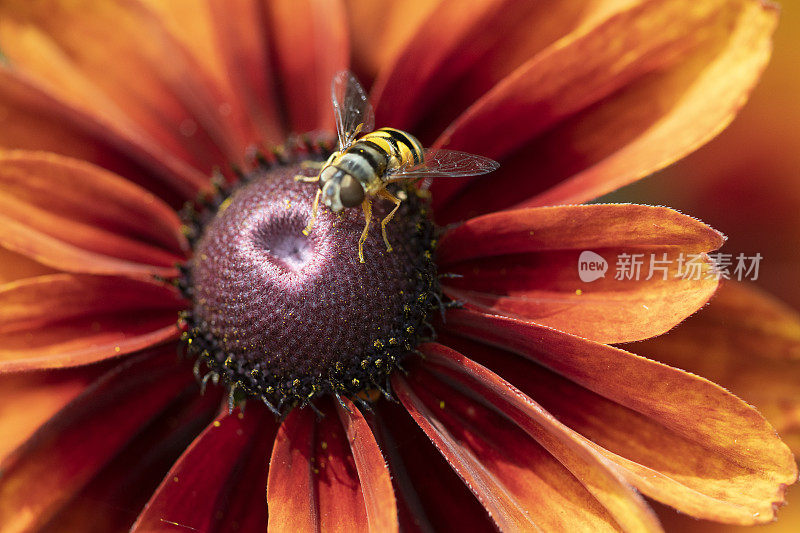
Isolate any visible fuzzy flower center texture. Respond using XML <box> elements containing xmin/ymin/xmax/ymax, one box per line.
<box><xmin>180</xmin><ymin>160</ymin><xmax>440</xmax><ymax>412</ymax></box>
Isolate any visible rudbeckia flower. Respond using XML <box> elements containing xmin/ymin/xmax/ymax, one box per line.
<box><xmin>0</xmin><ymin>1</ymin><xmax>795</xmax><ymax>532</ymax></box>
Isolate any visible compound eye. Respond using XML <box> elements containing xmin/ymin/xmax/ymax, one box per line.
<box><xmin>319</xmin><ymin>166</ymin><xmax>337</xmax><ymax>187</ymax></box>
<box><xmin>338</xmin><ymin>174</ymin><xmax>365</xmax><ymax>207</ymax></box>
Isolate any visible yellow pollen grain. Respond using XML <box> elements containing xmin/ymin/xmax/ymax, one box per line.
<box><xmin>575</xmin><ymin>289</ymin><xmax>583</xmax><ymax>296</ymax></box>
<box><xmin>439</xmin><ymin>400</ymin><xmax>446</xmax><ymax>409</ymax></box>
<box><xmin>321</xmin><ymin>441</ymin><xmax>328</xmax><ymax>450</ymax></box>
<box><xmin>213</xmin><ymin>421</ymin><xmax>221</xmax><ymax>427</ymax></box>
<box><xmin>218</xmin><ymin>197</ymin><xmax>233</xmax><ymax>214</ymax></box>
<box><xmin>114</xmin><ymin>346</ymin><xmax>121</xmax><ymax>353</ymax></box>
<box><xmin>173</xmin><ymin>476</ymin><xmax>179</xmax><ymax>483</ymax></box>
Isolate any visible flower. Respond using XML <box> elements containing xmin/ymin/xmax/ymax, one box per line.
<box><xmin>0</xmin><ymin>1</ymin><xmax>795</xmax><ymax>532</ymax></box>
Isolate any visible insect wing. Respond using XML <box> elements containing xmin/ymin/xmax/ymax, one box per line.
<box><xmin>331</xmin><ymin>70</ymin><xmax>375</xmax><ymax>150</ymax></box>
<box><xmin>388</xmin><ymin>148</ymin><xmax>499</xmax><ymax>179</ymax></box>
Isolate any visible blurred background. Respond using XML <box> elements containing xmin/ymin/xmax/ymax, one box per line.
<box><xmin>604</xmin><ymin>1</ymin><xmax>799</xmax><ymax>530</ymax></box>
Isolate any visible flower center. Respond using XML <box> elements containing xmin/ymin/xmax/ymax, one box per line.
<box><xmin>179</xmin><ymin>157</ymin><xmax>439</xmax><ymax>414</ymax></box>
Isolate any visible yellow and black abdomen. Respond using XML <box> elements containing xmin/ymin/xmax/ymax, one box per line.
<box><xmin>359</xmin><ymin>127</ymin><xmax>424</xmax><ymax>171</ymax></box>
<box><xmin>335</xmin><ymin>127</ymin><xmax>424</xmax><ymax>191</ymax></box>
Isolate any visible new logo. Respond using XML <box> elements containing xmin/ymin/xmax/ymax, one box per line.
<box><xmin>578</xmin><ymin>251</ymin><xmax>607</xmax><ymax>282</ymax></box>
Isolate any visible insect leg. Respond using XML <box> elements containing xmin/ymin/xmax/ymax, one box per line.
<box><xmin>376</xmin><ymin>188</ymin><xmax>402</xmax><ymax>252</ymax></box>
<box><xmin>295</xmin><ymin>153</ymin><xmax>336</xmax><ymax>181</ymax></box>
<box><xmin>358</xmin><ymin>197</ymin><xmax>372</xmax><ymax>263</ymax></box>
<box><xmin>300</xmin><ymin>160</ymin><xmax>325</xmax><ymax>171</ymax></box>
<box><xmin>302</xmin><ymin>188</ymin><xmax>322</xmax><ymax>236</ymax></box>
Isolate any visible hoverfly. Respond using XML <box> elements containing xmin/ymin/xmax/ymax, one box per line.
<box><xmin>296</xmin><ymin>71</ymin><xmax>499</xmax><ymax>263</ymax></box>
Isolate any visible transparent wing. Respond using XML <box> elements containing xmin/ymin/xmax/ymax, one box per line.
<box><xmin>331</xmin><ymin>70</ymin><xmax>375</xmax><ymax>150</ymax></box>
<box><xmin>387</xmin><ymin>148</ymin><xmax>500</xmax><ymax>180</ymax></box>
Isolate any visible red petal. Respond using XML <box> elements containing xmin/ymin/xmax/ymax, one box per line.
<box><xmin>43</xmin><ymin>384</ymin><xmax>222</xmax><ymax>532</ymax></box>
<box><xmin>0</xmin><ymin>274</ymin><xmax>184</xmax><ymax>371</ymax></box>
<box><xmin>415</xmin><ymin>342</ymin><xmax>664</xmax><ymax>532</ymax></box>
<box><xmin>371</xmin><ymin>0</ymin><xmax>503</xmax><ymax>130</ymax></box>
<box><xmin>0</xmin><ymin>366</ymin><xmax>107</xmax><ymax>462</ymax></box>
<box><xmin>370</xmin><ymin>398</ymin><xmax>497</xmax><ymax>532</ymax></box>
<box><xmin>265</xmin><ymin>0</ymin><xmax>349</xmax><ymax>134</ymax></box>
<box><xmin>442</xmin><ymin>311</ymin><xmax>798</xmax><ymax>524</ymax></box>
<box><xmin>345</xmin><ymin>0</ymin><xmax>438</xmax><ymax>84</ymax></box>
<box><xmin>335</xmin><ymin>398</ymin><xmax>398</xmax><ymax>533</ymax></box>
<box><xmin>0</xmin><ymin>215</ymin><xmax>181</xmax><ymax>278</ymax></box>
<box><xmin>267</xmin><ymin>407</ymin><xmax>318</xmax><ymax>532</ymax></box>
<box><xmin>267</xmin><ymin>399</ymin><xmax>397</xmax><ymax>532</ymax></box>
<box><xmin>132</xmin><ymin>404</ymin><xmax>277</xmax><ymax>532</ymax></box>
<box><xmin>0</xmin><ymin>246</ymin><xmax>54</xmax><ymax>285</ymax></box>
<box><xmin>432</xmin><ymin>0</ymin><xmax>777</xmax><ymax>221</ymax></box>
<box><xmin>394</xmin><ymin>363</ymin><xmax>655</xmax><ymax>532</ymax></box>
<box><xmin>634</xmin><ymin>282</ymin><xmax>800</xmax><ymax>454</ymax></box>
<box><xmin>0</xmin><ymin>349</ymin><xmax>194</xmax><ymax>531</ymax></box>
<box><xmin>438</xmin><ymin>204</ymin><xmax>723</xmax><ymax>265</ymax></box>
<box><xmin>371</xmin><ymin>0</ymin><xmax>624</xmax><ymax>134</ymax></box>
<box><xmin>0</xmin><ymin>151</ymin><xmax>186</xmax><ymax>276</ymax></box>
<box><xmin>0</xmin><ymin>1</ymin><xmax>239</xmax><ymax>174</ymax></box>
<box><xmin>438</xmin><ymin>205</ymin><xmax>723</xmax><ymax>343</ymax></box>
<box><xmin>0</xmin><ymin>70</ymin><xmax>206</xmax><ymax>203</ymax></box>
<box><xmin>207</xmin><ymin>0</ymin><xmax>286</xmax><ymax>145</ymax></box>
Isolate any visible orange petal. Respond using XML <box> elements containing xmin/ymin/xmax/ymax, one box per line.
<box><xmin>438</xmin><ymin>204</ymin><xmax>724</xmax><ymax>264</ymax></box>
<box><xmin>0</xmin><ymin>0</ymin><xmax>241</xmax><ymax>173</ymax></box>
<box><xmin>268</xmin><ymin>398</ymin><xmax>397</xmax><ymax>532</ymax></box>
<box><xmin>634</xmin><ymin>282</ymin><xmax>800</xmax><ymax>454</ymax></box>
<box><xmin>335</xmin><ymin>397</ymin><xmax>399</xmax><ymax>533</ymax></box>
<box><xmin>0</xmin><ymin>214</ymin><xmax>182</xmax><ymax>278</ymax></box>
<box><xmin>433</xmin><ymin>0</ymin><xmax>777</xmax><ymax>220</ymax></box>
<box><xmin>415</xmin><ymin>343</ymin><xmax>664</xmax><ymax>532</ymax></box>
<box><xmin>371</xmin><ymin>0</ymin><xmax>627</xmax><ymax>134</ymax></box>
<box><xmin>133</xmin><ymin>405</ymin><xmax>277</xmax><ymax>532</ymax></box>
<box><xmin>0</xmin><ymin>274</ymin><xmax>184</xmax><ymax>371</ymax></box>
<box><xmin>443</xmin><ymin>310</ymin><xmax>798</xmax><ymax>524</ymax></box>
<box><xmin>41</xmin><ymin>383</ymin><xmax>222</xmax><ymax>532</ymax></box>
<box><xmin>371</xmin><ymin>0</ymin><xmax>502</xmax><ymax>131</ymax></box>
<box><xmin>370</xmin><ymin>399</ymin><xmax>497</xmax><ymax>531</ymax></box>
<box><xmin>344</xmin><ymin>0</ymin><xmax>438</xmax><ymax>84</ymax></box>
<box><xmin>207</xmin><ymin>0</ymin><xmax>286</xmax><ymax>145</ymax></box>
<box><xmin>0</xmin><ymin>70</ymin><xmax>205</xmax><ymax>202</ymax></box>
<box><xmin>394</xmin><ymin>352</ymin><xmax>662</xmax><ymax>532</ymax></box>
<box><xmin>265</xmin><ymin>0</ymin><xmax>349</xmax><ymax>134</ymax></box>
<box><xmin>0</xmin><ymin>246</ymin><xmax>55</xmax><ymax>284</ymax></box>
<box><xmin>0</xmin><ymin>365</ymin><xmax>107</xmax><ymax>462</ymax></box>
<box><xmin>0</xmin><ymin>350</ymin><xmax>194</xmax><ymax>533</ymax></box>
<box><xmin>656</xmin><ymin>498</ymin><xmax>800</xmax><ymax>533</ymax></box>
<box><xmin>438</xmin><ymin>205</ymin><xmax>723</xmax><ymax>343</ymax></box>
<box><xmin>0</xmin><ymin>150</ymin><xmax>186</xmax><ymax>276</ymax></box>
<box><xmin>138</xmin><ymin>0</ymin><xmax>275</xmax><ymax>155</ymax></box>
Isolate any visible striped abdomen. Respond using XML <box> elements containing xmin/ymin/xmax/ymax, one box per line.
<box><xmin>334</xmin><ymin>127</ymin><xmax>424</xmax><ymax>191</ymax></box>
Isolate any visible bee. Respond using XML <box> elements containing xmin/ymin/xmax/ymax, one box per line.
<box><xmin>296</xmin><ymin>71</ymin><xmax>499</xmax><ymax>262</ymax></box>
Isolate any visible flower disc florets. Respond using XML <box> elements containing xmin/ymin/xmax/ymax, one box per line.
<box><xmin>178</xmin><ymin>152</ymin><xmax>440</xmax><ymax>414</ymax></box>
